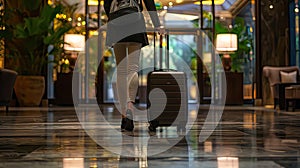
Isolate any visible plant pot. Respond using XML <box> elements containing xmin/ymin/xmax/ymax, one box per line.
<box><xmin>14</xmin><ymin>76</ymin><xmax>45</xmax><ymax>107</ymax></box>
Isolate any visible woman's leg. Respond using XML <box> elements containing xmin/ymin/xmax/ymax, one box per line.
<box><xmin>127</xmin><ymin>43</ymin><xmax>142</xmax><ymax>113</ymax></box>
<box><xmin>113</xmin><ymin>42</ymin><xmax>141</xmax><ymax>117</ymax></box>
<box><xmin>114</xmin><ymin>43</ymin><xmax>127</xmax><ymax>118</ymax></box>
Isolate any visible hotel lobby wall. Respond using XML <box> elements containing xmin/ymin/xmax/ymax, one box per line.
<box><xmin>256</xmin><ymin>0</ymin><xmax>290</xmax><ymax>105</ymax></box>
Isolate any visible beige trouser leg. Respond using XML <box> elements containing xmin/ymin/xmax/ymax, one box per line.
<box><xmin>113</xmin><ymin>42</ymin><xmax>141</xmax><ymax>114</ymax></box>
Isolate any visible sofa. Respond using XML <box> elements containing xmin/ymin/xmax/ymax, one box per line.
<box><xmin>263</xmin><ymin>66</ymin><xmax>300</xmax><ymax>110</ymax></box>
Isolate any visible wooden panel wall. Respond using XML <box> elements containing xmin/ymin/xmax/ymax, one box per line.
<box><xmin>256</xmin><ymin>0</ymin><xmax>290</xmax><ymax>105</ymax></box>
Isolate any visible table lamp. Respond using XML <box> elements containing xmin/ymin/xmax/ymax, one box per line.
<box><xmin>64</xmin><ymin>34</ymin><xmax>85</xmax><ymax>58</ymax></box>
<box><xmin>216</xmin><ymin>33</ymin><xmax>238</xmax><ymax>71</ymax></box>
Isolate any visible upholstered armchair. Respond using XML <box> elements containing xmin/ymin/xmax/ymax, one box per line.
<box><xmin>263</xmin><ymin>66</ymin><xmax>300</xmax><ymax>110</ymax></box>
<box><xmin>0</xmin><ymin>69</ymin><xmax>17</xmax><ymax>112</ymax></box>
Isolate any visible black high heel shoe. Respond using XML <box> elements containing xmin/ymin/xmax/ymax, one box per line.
<box><xmin>121</xmin><ymin>118</ymin><xmax>126</xmax><ymax>131</ymax></box>
<box><xmin>124</xmin><ymin>109</ymin><xmax>134</xmax><ymax>131</ymax></box>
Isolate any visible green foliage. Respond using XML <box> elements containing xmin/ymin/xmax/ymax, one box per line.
<box><xmin>2</xmin><ymin>0</ymin><xmax>74</xmax><ymax>75</ymax></box>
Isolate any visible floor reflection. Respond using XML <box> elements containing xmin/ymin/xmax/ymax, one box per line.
<box><xmin>0</xmin><ymin>106</ymin><xmax>299</xmax><ymax>167</ymax></box>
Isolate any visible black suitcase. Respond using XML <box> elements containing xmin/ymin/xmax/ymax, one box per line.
<box><xmin>147</xmin><ymin>32</ymin><xmax>188</xmax><ymax>132</ymax></box>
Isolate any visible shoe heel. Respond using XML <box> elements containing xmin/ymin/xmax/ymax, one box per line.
<box><xmin>125</xmin><ymin>109</ymin><xmax>134</xmax><ymax>131</ymax></box>
<box><xmin>121</xmin><ymin>118</ymin><xmax>126</xmax><ymax>131</ymax></box>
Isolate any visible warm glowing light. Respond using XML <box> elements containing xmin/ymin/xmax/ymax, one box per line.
<box><xmin>82</xmin><ymin>21</ymin><xmax>86</xmax><ymax>26</ymax></box>
<box><xmin>216</xmin><ymin>34</ymin><xmax>238</xmax><ymax>52</ymax></box>
<box><xmin>175</xmin><ymin>0</ymin><xmax>184</xmax><ymax>3</ymax></box>
<box><xmin>0</xmin><ymin>57</ymin><xmax>4</xmax><ymax>68</ymax></box>
<box><xmin>104</xmin><ymin>50</ymin><xmax>112</xmax><ymax>57</ymax></box>
<box><xmin>269</xmin><ymin>4</ymin><xmax>274</xmax><ymax>9</ymax></box>
<box><xmin>64</xmin><ymin>59</ymin><xmax>70</xmax><ymax>65</ymax></box>
<box><xmin>56</xmin><ymin>14</ymin><xmax>67</xmax><ymax>20</ymax></box>
<box><xmin>77</xmin><ymin>23</ymin><xmax>82</xmax><ymax>26</ymax></box>
<box><xmin>77</xmin><ymin>17</ymin><xmax>82</xmax><ymax>21</ymax></box>
<box><xmin>90</xmin><ymin>30</ymin><xmax>99</xmax><ymax>36</ymax></box>
<box><xmin>68</xmin><ymin>18</ymin><xmax>72</xmax><ymax>22</ymax></box>
<box><xmin>64</xmin><ymin>34</ymin><xmax>85</xmax><ymax>52</ymax></box>
<box><xmin>48</xmin><ymin>0</ymin><xmax>53</xmax><ymax>5</ymax></box>
<box><xmin>89</xmin><ymin>162</ymin><xmax>98</xmax><ymax>168</ymax></box>
<box><xmin>295</xmin><ymin>7</ymin><xmax>299</xmax><ymax>13</ymax></box>
<box><xmin>169</xmin><ymin>2</ymin><xmax>173</xmax><ymax>6</ymax></box>
<box><xmin>194</xmin><ymin>0</ymin><xmax>225</xmax><ymax>5</ymax></box>
<box><xmin>162</xmin><ymin>39</ymin><xmax>167</xmax><ymax>47</ymax></box>
<box><xmin>249</xmin><ymin>27</ymin><xmax>253</xmax><ymax>32</ymax></box>
<box><xmin>88</xmin><ymin>0</ymin><xmax>99</xmax><ymax>6</ymax></box>
<box><xmin>264</xmin><ymin>105</ymin><xmax>274</xmax><ymax>109</ymax></box>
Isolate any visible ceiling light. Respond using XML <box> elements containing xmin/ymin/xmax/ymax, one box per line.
<box><xmin>194</xmin><ymin>0</ymin><xmax>225</xmax><ymax>5</ymax></box>
<box><xmin>88</xmin><ymin>0</ymin><xmax>99</xmax><ymax>6</ymax></box>
<box><xmin>175</xmin><ymin>0</ymin><xmax>184</xmax><ymax>4</ymax></box>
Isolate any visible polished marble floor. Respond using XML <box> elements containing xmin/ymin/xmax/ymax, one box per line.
<box><xmin>0</xmin><ymin>104</ymin><xmax>299</xmax><ymax>168</ymax></box>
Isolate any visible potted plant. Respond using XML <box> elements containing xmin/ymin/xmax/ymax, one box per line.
<box><xmin>1</xmin><ymin>0</ymin><xmax>74</xmax><ymax>106</ymax></box>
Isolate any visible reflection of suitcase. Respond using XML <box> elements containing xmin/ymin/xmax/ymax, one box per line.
<box><xmin>147</xmin><ymin>32</ymin><xmax>187</xmax><ymax>132</ymax></box>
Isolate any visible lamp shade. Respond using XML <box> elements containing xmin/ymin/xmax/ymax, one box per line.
<box><xmin>216</xmin><ymin>33</ymin><xmax>238</xmax><ymax>52</ymax></box>
<box><xmin>64</xmin><ymin>34</ymin><xmax>85</xmax><ymax>52</ymax></box>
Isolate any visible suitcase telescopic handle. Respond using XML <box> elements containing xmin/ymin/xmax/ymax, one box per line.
<box><xmin>153</xmin><ymin>30</ymin><xmax>169</xmax><ymax>71</ymax></box>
